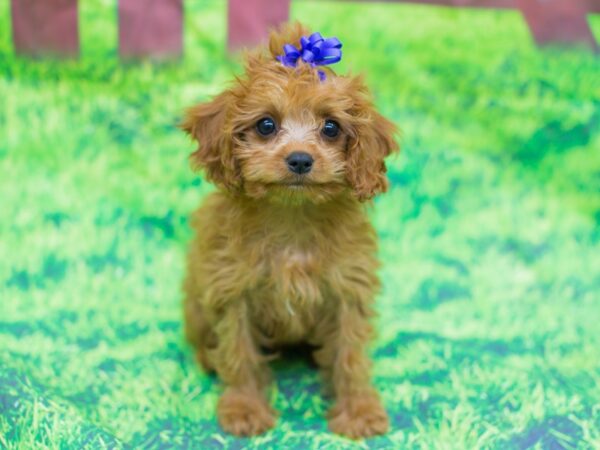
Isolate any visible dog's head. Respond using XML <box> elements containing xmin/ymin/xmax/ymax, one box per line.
<box><xmin>182</xmin><ymin>23</ymin><xmax>399</xmax><ymax>203</ymax></box>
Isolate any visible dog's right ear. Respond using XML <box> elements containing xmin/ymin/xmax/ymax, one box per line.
<box><xmin>181</xmin><ymin>92</ymin><xmax>241</xmax><ymax>191</ymax></box>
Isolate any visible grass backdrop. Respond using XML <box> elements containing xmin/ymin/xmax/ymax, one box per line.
<box><xmin>1</xmin><ymin>0</ymin><xmax>600</xmax><ymax>448</ymax></box>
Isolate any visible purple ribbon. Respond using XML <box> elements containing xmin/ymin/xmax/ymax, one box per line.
<box><xmin>276</xmin><ymin>32</ymin><xmax>342</xmax><ymax>81</ymax></box>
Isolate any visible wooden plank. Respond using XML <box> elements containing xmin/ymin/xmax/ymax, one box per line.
<box><xmin>346</xmin><ymin>0</ymin><xmax>518</xmax><ymax>8</ymax></box>
<box><xmin>226</xmin><ymin>0</ymin><xmax>598</xmax><ymax>50</ymax></box>
<box><xmin>228</xmin><ymin>0</ymin><xmax>291</xmax><ymax>51</ymax></box>
<box><xmin>517</xmin><ymin>0</ymin><xmax>598</xmax><ymax>50</ymax></box>
<box><xmin>118</xmin><ymin>0</ymin><xmax>183</xmax><ymax>59</ymax></box>
<box><xmin>10</xmin><ymin>0</ymin><xmax>79</xmax><ymax>57</ymax></box>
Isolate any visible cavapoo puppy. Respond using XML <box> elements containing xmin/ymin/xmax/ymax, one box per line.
<box><xmin>182</xmin><ymin>23</ymin><xmax>399</xmax><ymax>439</ymax></box>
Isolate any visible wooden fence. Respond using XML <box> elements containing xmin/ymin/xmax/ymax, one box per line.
<box><xmin>9</xmin><ymin>0</ymin><xmax>600</xmax><ymax>58</ymax></box>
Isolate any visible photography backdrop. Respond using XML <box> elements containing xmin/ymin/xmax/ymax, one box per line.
<box><xmin>1</xmin><ymin>1</ymin><xmax>599</xmax><ymax>448</ymax></box>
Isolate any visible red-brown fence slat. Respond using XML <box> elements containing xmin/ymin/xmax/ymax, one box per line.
<box><xmin>11</xmin><ymin>0</ymin><xmax>79</xmax><ymax>57</ymax></box>
<box><xmin>517</xmin><ymin>0</ymin><xmax>598</xmax><ymax>50</ymax></box>
<box><xmin>228</xmin><ymin>0</ymin><xmax>291</xmax><ymax>51</ymax></box>
<box><xmin>118</xmin><ymin>0</ymin><xmax>183</xmax><ymax>59</ymax></box>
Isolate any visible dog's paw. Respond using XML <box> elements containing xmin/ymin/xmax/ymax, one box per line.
<box><xmin>328</xmin><ymin>394</ymin><xmax>389</xmax><ymax>439</ymax></box>
<box><xmin>217</xmin><ymin>389</ymin><xmax>276</xmax><ymax>436</ymax></box>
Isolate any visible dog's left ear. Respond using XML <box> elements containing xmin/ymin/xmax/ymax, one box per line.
<box><xmin>345</xmin><ymin>78</ymin><xmax>400</xmax><ymax>201</ymax></box>
<box><xmin>181</xmin><ymin>91</ymin><xmax>241</xmax><ymax>191</ymax></box>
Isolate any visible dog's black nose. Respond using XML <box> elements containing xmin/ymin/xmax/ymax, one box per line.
<box><xmin>286</xmin><ymin>152</ymin><xmax>313</xmax><ymax>175</ymax></box>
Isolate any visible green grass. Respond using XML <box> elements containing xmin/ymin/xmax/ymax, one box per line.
<box><xmin>1</xmin><ymin>0</ymin><xmax>599</xmax><ymax>448</ymax></box>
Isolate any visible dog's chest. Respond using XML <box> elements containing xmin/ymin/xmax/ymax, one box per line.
<box><xmin>250</xmin><ymin>243</ymin><xmax>329</xmax><ymax>343</ymax></box>
<box><xmin>271</xmin><ymin>245</ymin><xmax>322</xmax><ymax>298</ymax></box>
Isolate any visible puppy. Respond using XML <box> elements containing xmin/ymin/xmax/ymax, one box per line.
<box><xmin>182</xmin><ymin>23</ymin><xmax>399</xmax><ymax>439</ymax></box>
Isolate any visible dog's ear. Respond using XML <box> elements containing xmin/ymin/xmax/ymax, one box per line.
<box><xmin>181</xmin><ymin>92</ymin><xmax>241</xmax><ymax>191</ymax></box>
<box><xmin>345</xmin><ymin>77</ymin><xmax>399</xmax><ymax>201</ymax></box>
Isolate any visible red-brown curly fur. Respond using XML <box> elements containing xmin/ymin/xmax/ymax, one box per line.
<box><xmin>181</xmin><ymin>22</ymin><xmax>399</xmax><ymax>439</ymax></box>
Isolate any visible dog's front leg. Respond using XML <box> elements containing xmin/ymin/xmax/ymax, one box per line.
<box><xmin>316</xmin><ymin>302</ymin><xmax>389</xmax><ymax>439</ymax></box>
<box><xmin>210</xmin><ymin>301</ymin><xmax>276</xmax><ymax>436</ymax></box>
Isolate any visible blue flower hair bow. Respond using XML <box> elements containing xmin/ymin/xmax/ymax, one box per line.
<box><xmin>276</xmin><ymin>32</ymin><xmax>342</xmax><ymax>81</ymax></box>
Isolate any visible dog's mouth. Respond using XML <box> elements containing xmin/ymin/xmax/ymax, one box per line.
<box><xmin>276</xmin><ymin>178</ymin><xmax>314</xmax><ymax>188</ymax></box>
<box><xmin>251</xmin><ymin>179</ymin><xmax>347</xmax><ymax>203</ymax></box>
<box><xmin>272</xmin><ymin>179</ymin><xmax>344</xmax><ymax>190</ymax></box>
<box><xmin>281</xmin><ymin>181</ymin><xmax>308</xmax><ymax>188</ymax></box>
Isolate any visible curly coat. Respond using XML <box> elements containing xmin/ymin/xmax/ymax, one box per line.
<box><xmin>181</xmin><ymin>23</ymin><xmax>399</xmax><ymax>439</ymax></box>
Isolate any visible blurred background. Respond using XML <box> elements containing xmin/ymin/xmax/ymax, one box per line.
<box><xmin>1</xmin><ymin>0</ymin><xmax>599</xmax><ymax>448</ymax></box>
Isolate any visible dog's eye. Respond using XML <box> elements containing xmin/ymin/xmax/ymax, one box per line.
<box><xmin>322</xmin><ymin>120</ymin><xmax>340</xmax><ymax>139</ymax></box>
<box><xmin>256</xmin><ymin>117</ymin><xmax>277</xmax><ymax>136</ymax></box>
